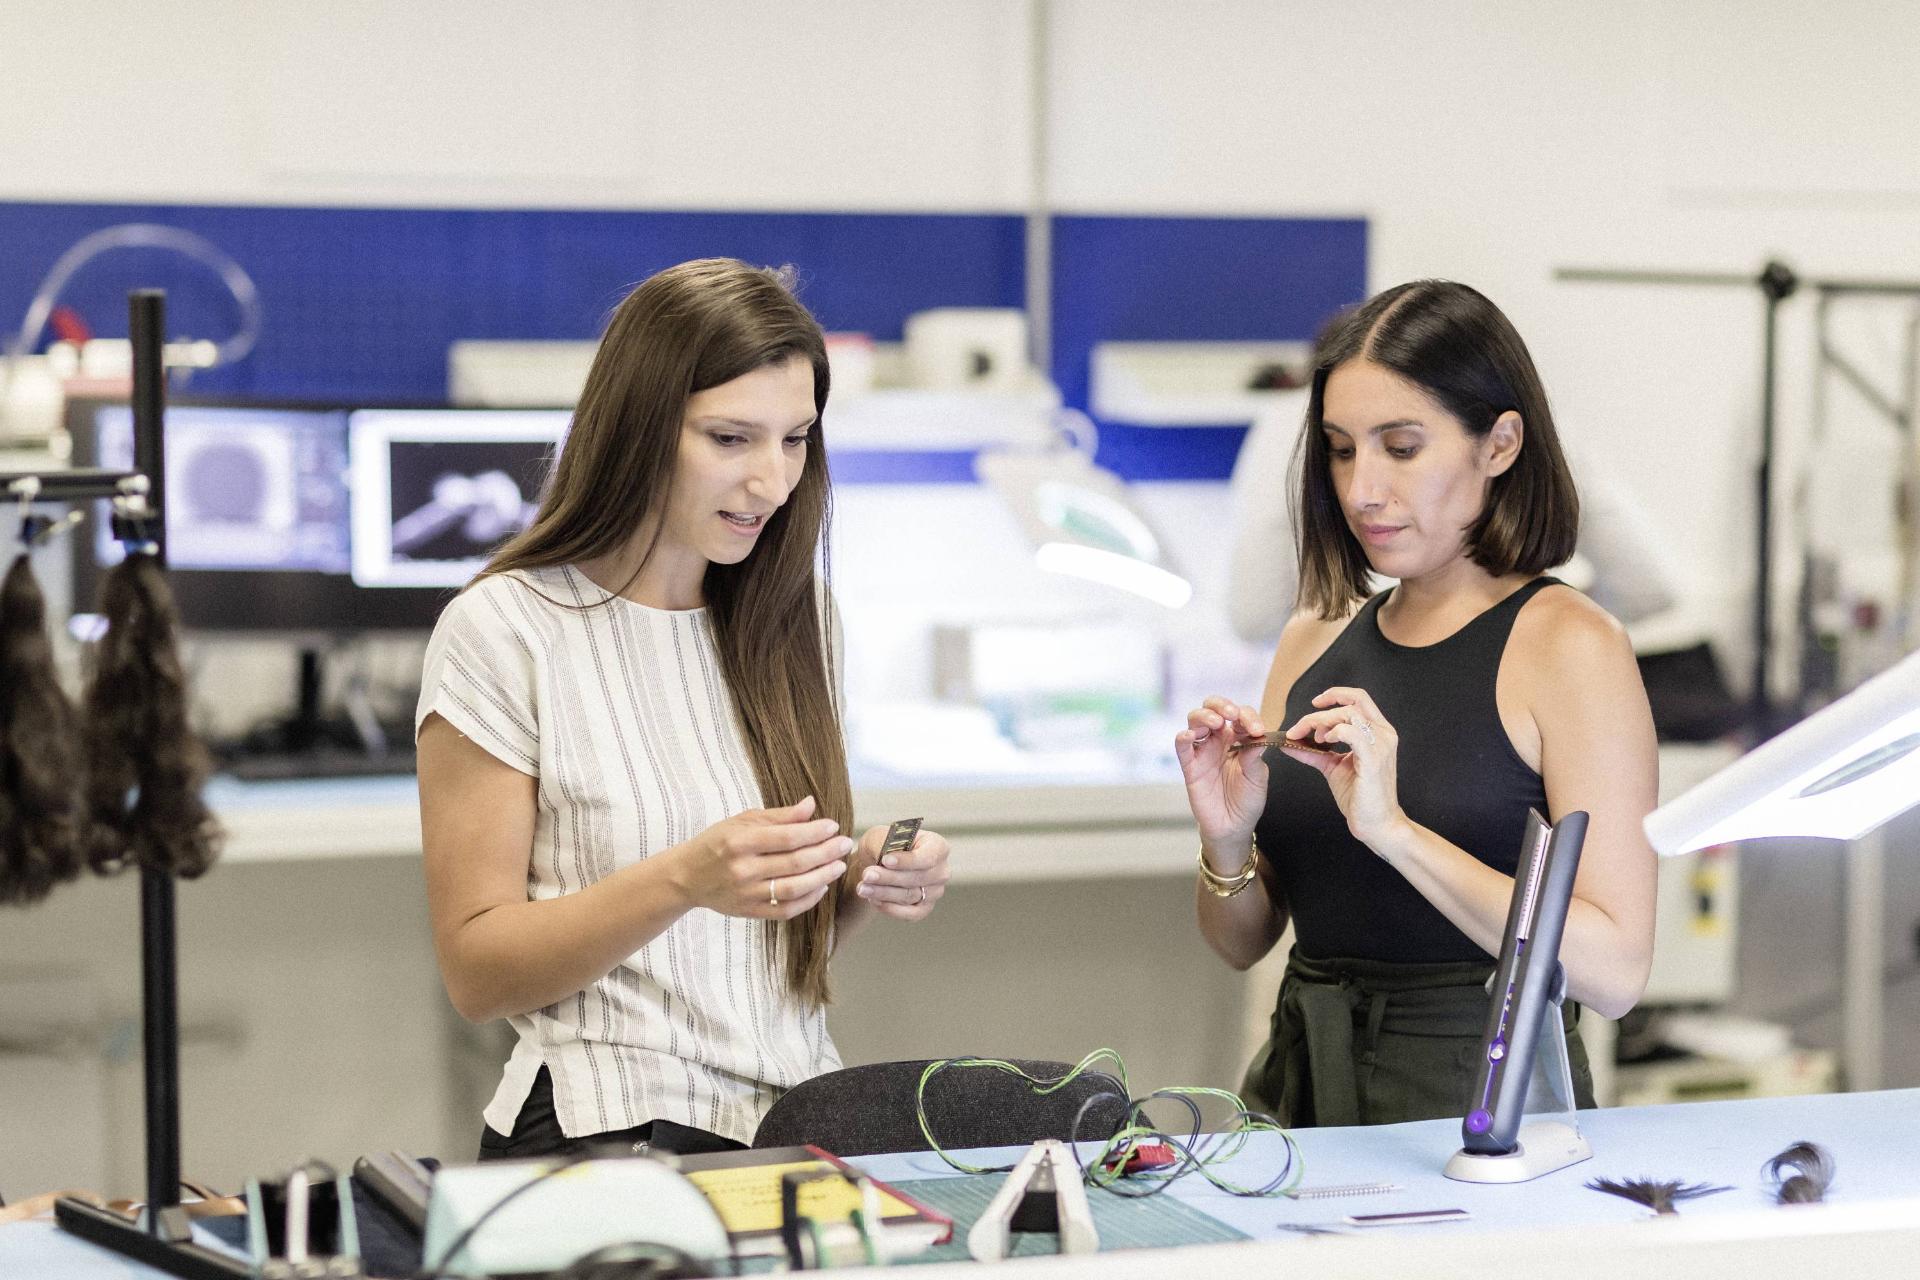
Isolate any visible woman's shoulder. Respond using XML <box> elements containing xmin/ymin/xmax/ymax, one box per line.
<box><xmin>1509</xmin><ymin>579</ymin><xmax>1638</xmax><ymax>687</ymax></box>
<box><xmin>435</xmin><ymin>566</ymin><xmax>572</xmax><ymax>638</ymax></box>
<box><xmin>1277</xmin><ymin>603</ymin><xmax>1360</xmax><ymax>658</ymax></box>
<box><xmin>1260</xmin><ymin>601</ymin><xmax>1366</xmax><ymax>715</ymax></box>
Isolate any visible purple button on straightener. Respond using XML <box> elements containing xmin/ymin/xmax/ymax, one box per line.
<box><xmin>1466</xmin><ymin>1109</ymin><xmax>1491</xmax><ymax>1134</ymax></box>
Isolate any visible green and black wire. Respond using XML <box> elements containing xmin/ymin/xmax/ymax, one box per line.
<box><xmin>915</xmin><ymin>1048</ymin><xmax>1304</xmax><ymax>1199</ymax></box>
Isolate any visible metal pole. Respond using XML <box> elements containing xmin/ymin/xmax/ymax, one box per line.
<box><xmin>1024</xmin><ymin>0</ymin><xmax>1052</xmax><ymax>379</ymax></box>
<box><xmin>1554</xmin><ymin>260</ymin><xmax>1799</xmax><ymax>739</ymax></box>
<box><xmin>131</xmin><ymin>290</ymin><xmax>167</xmax><ymax>566</ymax></box>
<box><xmin>1842</xmin><ymin>827</ymin><xmax>1885</xmax><ymax>1092</ymax></box>
<box><xmin>129</xmin><ymin>289</ymin><xmax>184</xmax><ymax>1237</ymax></box>
<box><xmin>1751</xmin><ymin>266</ymin><xmax>1784</xmax><ymax>735</ymax></box>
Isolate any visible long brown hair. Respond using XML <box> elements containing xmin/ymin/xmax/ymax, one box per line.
<box><xmin>83</xmin><ymin>551</ymin><xmax>222</xmax><ymax>877</ymax></box>
<box><xmin>1293</xmin><ymin>279</ymin><xmax>1579</xmax><ymax>618</ymax></box>
<box><xmin>483</xmin><ymin>258</ymin><xmax>851</xmax><ymax>1007</ymax></box>
<box><xmin>0</xmin><ymin>551</ymin><xmax>87</xmax><ymax>903</ymax></box>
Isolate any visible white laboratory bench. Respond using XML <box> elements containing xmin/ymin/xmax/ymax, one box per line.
<box><xmin>203</xmin><ymin>774</ymin><xmax>1202</xmax><ymax>882</ymax></box>
<box><xmin>0</xmin><ymin>747</ymin><xmax>1744</xmax><ymax>1202</ymax></box>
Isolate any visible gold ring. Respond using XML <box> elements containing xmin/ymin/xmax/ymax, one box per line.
<box><xmin>769</xmin><ymin>879</ymin><xmax>780</xmax><ymax>906</ymax></box>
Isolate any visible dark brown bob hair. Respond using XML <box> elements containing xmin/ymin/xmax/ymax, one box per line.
<box><xmin>1293</xmin><ymin>279</ymin><xmax>1579</xmax><ymax>619</ymax></box>
<box><xmin>483</xmin><ymin>258</ymin><xmax>850</xmax><ymax>1008</ymax></box>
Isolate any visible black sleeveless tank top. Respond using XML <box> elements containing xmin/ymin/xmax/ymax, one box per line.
<box><xmin>1254</xmin><ymin>577</ymin><xmax>1560</xmax><ymax>964</ymax></box>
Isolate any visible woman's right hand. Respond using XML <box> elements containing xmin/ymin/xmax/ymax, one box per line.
<box><xmin>671</xmin><ymin>796</ymin><xmax>853</xmax><ymax>921</ymax></box>
<box><xmin>1174</xmin><ymin>696</ymin><xmax>1271</xmax><ymax>849</ymax></box>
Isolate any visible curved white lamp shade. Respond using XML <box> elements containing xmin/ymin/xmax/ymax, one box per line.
<box><xmin>976</xmin><ymin>447</ymin><xmax>1194</xmax><ymax>609</ymax></box>
<box><xmin>1645</xmin><ymin>649</ymin><xmax>1920</xmax><ymax>855</ymax></box>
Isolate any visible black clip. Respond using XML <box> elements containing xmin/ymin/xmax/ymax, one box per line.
<box><xmin>109</xmin><ymin>478</ymin><xmax>159</xmax><ymax>556</ymax></box>
<box><xmin>8</xmin><ymin>477</ymin><xmax>83</xmax><ymax>550</ymax></box>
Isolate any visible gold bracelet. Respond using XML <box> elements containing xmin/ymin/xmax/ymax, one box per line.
<box><xmin>1197</xmin><ymin>838</ymin><xmax>1259</xmax><ymax>898</ymax></box>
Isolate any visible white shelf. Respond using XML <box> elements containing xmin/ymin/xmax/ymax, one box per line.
<box><xmin>1091</xmin><ymin>340</ymin><xmax>1310</xmax><ymax>426</ymax></box>
<box><xmin>448</xmin><ymin>338</ymin><xmax>1061</xmax><ymax>452</ymax></box>
<box><xmin>827</xmin><ymin>385</ymin><xmax>1060</xmax><ymax>451</ymax></box>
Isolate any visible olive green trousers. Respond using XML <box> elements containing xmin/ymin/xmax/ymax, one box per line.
<box><xmin>1241</xmin><ymin>949</ymin><xmax>1596</xmax><ymax>1128</ymax></box>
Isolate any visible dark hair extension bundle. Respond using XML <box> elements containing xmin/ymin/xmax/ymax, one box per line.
<box><xmin>1764</xmin><ymin>1141</ymin><xmax>1834</xmax><ymax>1204</ymax></box>
<box><xmin>83</xmin><ymin>550</ymin><xmax>222</xmax><ymax>878</ymax></box>
<box><xmin>0</xmin><ymin>551</ymin><xmax>87</xmax><ymax>904</ymax></box>
<box><xmin>1585</xmin><ymin>1176</ymin><xmax>1732</xmax><ymax>1216</ymax></box>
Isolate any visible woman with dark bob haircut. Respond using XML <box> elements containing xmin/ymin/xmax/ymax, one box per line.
<box><xmin>1176</xmin><ymin>280</ymin><xmax>1657</xmax><ymax>1127</ymax></box>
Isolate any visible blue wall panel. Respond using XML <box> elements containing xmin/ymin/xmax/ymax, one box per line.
<box><xmin>0</xmin><ymin>202</ymin><xmax>1366</xmax><ymax>481</ymax></box>
<box><xmin>1050</xmin><ymin>214</ymin><xmax>1368</xmax><ymax>480</ymax></box>
<box><xmin>0</xmin><ymin>202</ymin><xmax>1027</xmax><ymax>403</ymax></box>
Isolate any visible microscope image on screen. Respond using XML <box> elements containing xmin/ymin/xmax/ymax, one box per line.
<box><xmin>93</xmin><ymin>406</ymin><xmax>352</xmax><ymax>574</ymax></box>
<box><xmin>348</xmin><ymin>411</ymin><xmax>568</xmax><ymax>587</ymax></box>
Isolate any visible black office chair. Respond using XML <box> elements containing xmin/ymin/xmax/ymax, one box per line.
<box><xmin>752</xmin><ymin>1058</ymin><xmax>1132</xmax><ymax>1157</ymax></box>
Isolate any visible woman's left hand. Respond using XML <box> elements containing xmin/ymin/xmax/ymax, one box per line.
<box><xmin>850</xmin><ymin>824</ymin><xmax>950</xmax><ymax>921</ymax></box>
<box><xmin>1284</xmin><ymin>686</ymin><xmax>1408</xmax><ymax>850</ymax></box>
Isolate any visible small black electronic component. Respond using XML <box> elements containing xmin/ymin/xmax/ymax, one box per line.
<box><xmin>880</xmin><ymin>818</ymin><xmax>923</xmax><ymax>857</ymax></box>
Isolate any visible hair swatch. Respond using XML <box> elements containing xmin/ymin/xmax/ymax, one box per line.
<box><xmin>1586</xmin><ymin>1176</ymin><xmax>1732</xmax><ymax>1216</ymax></box>
<box><xmin>82</xmin><ymin>552</ymin><xmax>222</xmax><ymax>877</ymax></box>
<box><xmin>1764</xmin><ymin>1141</ymin><xmax>1834</xmax><ymax>1204</ymax></box>
<box><xmin>0</xmin><ymin>552</ymin><xmax>87</xmax><ymax>904</ymax></box>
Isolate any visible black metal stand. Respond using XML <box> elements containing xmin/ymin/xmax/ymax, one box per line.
<box><xmin>1559</xmin><ymin>262</ymin><xmax>1920</xmax><ymax>739</ymax></box>
<box><xmin>1556</xmin><ymin>262</ymin><xmax>1797</xmax><ymax>740</ymax></box>
<box><xmin>0</xmin><ymin>290</ymin><xmax>244</xmax><ymax>1279</ymax></box>
<box><xmin>52</xmin><ymin>1199</ymin><xmax>249</xmax><ymax>1280</ymax></box>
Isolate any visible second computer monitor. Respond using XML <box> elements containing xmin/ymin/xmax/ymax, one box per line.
<box><xmin>348</xmin><ymin>409</ymin><xmax>569</xmax><ymax>588</ymax></box>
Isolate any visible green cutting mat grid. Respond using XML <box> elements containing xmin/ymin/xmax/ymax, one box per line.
<box><xmin>888</xmin><ymin>1174</ymin><xmax>1248</xmax><ymax>1263</ymax></box>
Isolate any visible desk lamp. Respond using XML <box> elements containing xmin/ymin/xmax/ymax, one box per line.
<box><xmin>975</xmin><ymin>411</ymin><xmax>1193</xmax><ymax>609</ymax></box>
<box><xmin>1644</xmin><ymin>648</ymin><xmax>1920</xmax><ymax>1093</ymax></box>
<box><xmin>1645</xmin><ymin>648</ymin><xmax>1920</xmax><ymax>854</ymax></box>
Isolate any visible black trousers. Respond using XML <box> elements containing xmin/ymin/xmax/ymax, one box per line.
<box><xmin>476</xmin><ymin>1066</ymin><xmax>748</xmax><ymax>1162</ymax></box>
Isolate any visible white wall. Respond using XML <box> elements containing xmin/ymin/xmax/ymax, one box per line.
<box><xmin>1047</xmin><ymin>1</ymin><xmax>1920</xmax><ymax>685</ymax></box>
<box><xmin>10</xmin><ymin>1</ymin><xmax>1919</xmax><ymax>677</ymax></box>
<box><xmin>0</xmin><ymin>1</ymin><xmax>1033</xmax><ymax>211</ymax></box>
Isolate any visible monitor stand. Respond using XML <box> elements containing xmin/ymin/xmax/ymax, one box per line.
<box><xmin>284</xmin><ymin>648</ymin><xmax>327</xmax><ymax>753</ymax></box>
<box><xmin>219</xmin><ymin>646</ymin><xmax>414</xmax><ymax>780</ymax></box>
<box><xmin>1444</xmin><ymin>973</ymin><xmax>1593</xmax><ymax>1184</ymax></box>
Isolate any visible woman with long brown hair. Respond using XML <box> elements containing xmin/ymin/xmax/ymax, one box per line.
<box><xmin>416</xmin><ymin>258</ymin><xmax>952</xmax><ymax>1159</ymax></box>
<box><xmin>1178</xmin><ymin>280</ymin><xmax>1657</xmax><ymax>1128</ymax></box>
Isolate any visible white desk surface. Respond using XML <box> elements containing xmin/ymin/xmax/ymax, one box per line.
<box><xmin>852</xmin><ymin>1086</ymin><xmax>1920</xmax><ymax>1239</ymax></box>
<box><xmin>6</xmin><ymin>1089</ymin><xmax>1918</xmax><ymax>1279</ymax></box>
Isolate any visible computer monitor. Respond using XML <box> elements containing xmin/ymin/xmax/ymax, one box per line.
<box><xmin>88</xmin><ymin>401</ymin><xmax>353</xmax><ymax>574</ymax></box>
<box><xmin>65</xmin><ymin>397</ymin><xmax>464</xmax><ymax>632</ymax></box>
<box><xmin>348</xmin><ymin>409</ymin><xmax>567</xmax><ymax>588</ymax></box>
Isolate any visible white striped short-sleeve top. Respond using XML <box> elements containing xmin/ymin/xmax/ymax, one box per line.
<box><xmin>415</xmin><ymin>564</ymin><xmax>840</xmax><ymax>1143</ymax></box>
